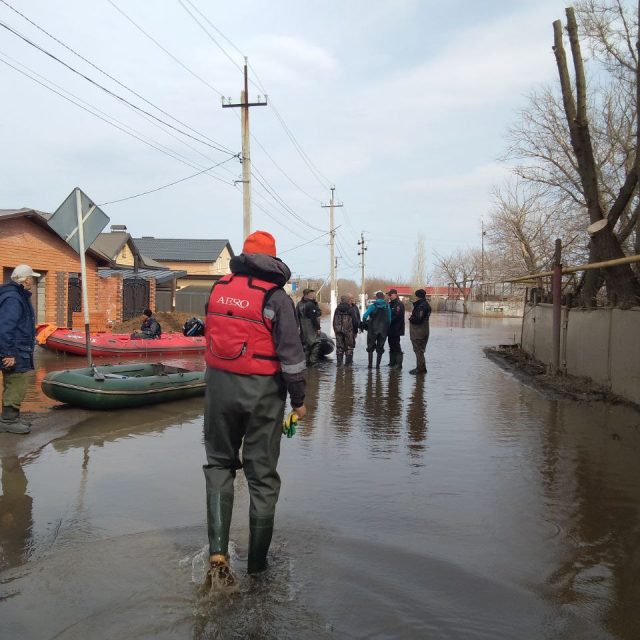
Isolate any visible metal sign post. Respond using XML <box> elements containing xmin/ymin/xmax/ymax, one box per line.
<box><xmin>75</xmin><ymin>188</ymin><xmax>93</xmax><ymax>366</ymax></box>
<box><xmin>48</xmin><ymin>187</ymin><xmax>110</xmax><ymax>368</ymax></box>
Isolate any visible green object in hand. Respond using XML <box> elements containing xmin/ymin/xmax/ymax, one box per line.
<box><xmin>282</xmin><ymin>411</ymin><xmax>298</xmax><ymax>438</ymax></box>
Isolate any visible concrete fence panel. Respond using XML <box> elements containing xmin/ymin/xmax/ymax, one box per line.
<box><xmin>564</xmin><ymin>308</ymin><xmax>611</xmax><ymax>386</ymax></box>
<box><xmin>609</xmin><ymin>308</ymin><xmax>640</xmax><ymax>405</ymax></box>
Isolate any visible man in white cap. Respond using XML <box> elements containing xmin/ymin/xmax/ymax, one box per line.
<box><xmin>0</xmin><ymin>264</ymin><xmax>40</xmax><ymax>434</ymax></box>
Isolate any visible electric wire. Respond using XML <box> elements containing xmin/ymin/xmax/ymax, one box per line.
<box><xmin>176</xmin><ymin>0</ymin><xmax>243</xmax><ymax>72</ymax></box>
<box><xmin>105</xmin><ymin>0</ymin><xmax>225</xmax><ymax>98</ymax></box>
<box><xmin>0</xmin><ymin>19</ymin><xmax>236</xmax><ymax>156</ymax></box>
<box><xmin>279</xmin><ymin>229</ymin><xmax>335</xmax><ymax>255</ymax></box>
<box><xmin>168</xmin><ymin>0</ymin><xmax>334</xmax><ymax>196</ymax></box>
<box><xmin>0</xmin><ymin>52</ymin><xmax>236</xmax><ymax>186</ymax></box>
<box><xmin>99</xmin><ymin>156</ymin><xmax>238</xmax><ymax>206</ymax></box>
<box><xmin>0</xmin><ymin>0</ymin><xmax>235</xmax><ymax>156</ymax></box>
<box><xmin>251</xmin><ymin>165</ymin><xmax>324</xmax><ymax>232</ymax></box>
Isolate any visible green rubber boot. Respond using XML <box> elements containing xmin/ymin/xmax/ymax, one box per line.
<box><xmin>206</xmin><ymin>492</ymin><xmax>234</xmax><ymax>557</ymax></box>
<box><xmin>248</xmin><ymin>515</ymin><xmax>274</xmax><ymax>575</ymax></box>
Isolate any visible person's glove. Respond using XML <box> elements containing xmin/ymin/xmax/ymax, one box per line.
<box><xmin>282</xmin><ymin>411</ymin><xmax>299</xmax><ymax>438</ymax></box>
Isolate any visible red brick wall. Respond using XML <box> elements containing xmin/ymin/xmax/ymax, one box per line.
<box><xmin>97</xmin><ymin>274</ymin><xmax>123</xmax><ymax>327</ymax></box>
<box><xmin>1</xmin><ymin>217</ymin><xmax>101</xmax><ymax>325</ymax></box>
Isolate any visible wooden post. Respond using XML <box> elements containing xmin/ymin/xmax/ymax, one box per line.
<box><xmin>551</xmin><ymin>238</ymin><xmax>562</xmax><ymax>374</ymax></box>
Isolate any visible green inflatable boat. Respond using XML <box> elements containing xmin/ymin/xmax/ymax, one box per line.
<box><xmin>42</xmin><ymin>363</ymin><xmax>205</xmax><ymax>410</ymax></box>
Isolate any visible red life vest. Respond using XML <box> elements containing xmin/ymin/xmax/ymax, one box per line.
<box><xmin>205</xmin><ymin>274</ymin><xmax>281</xmax><ymax>375</ymax></box>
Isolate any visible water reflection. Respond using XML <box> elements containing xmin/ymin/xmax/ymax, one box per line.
<box><xmin>362</xmin><ymin>371</ymin><xmax>401</xmax><ymax>455</ymax></box>
<box><xmin>406</xmin><ymin>374</ymin><xmax>428</xmax><ymax>464</ymax></box>
<box><xmin>0</xmin><ymin>455</ymin><xmax>33</xmax><ymax>570</ymax></box>
<box><xmin>330</xmin><ymin>367</ymin><xmax>356</xmax><ymax>439</ymax></box>
<box><xmin>536</xmin><ymin>401</ymin><xmax>640</xmax><ymax>639</ymax></box>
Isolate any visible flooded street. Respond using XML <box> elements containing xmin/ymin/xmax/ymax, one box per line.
<box><xmin>2</xmin><ymin>314</ymin><xmax>640</xmax><ymax>639</ymax></box>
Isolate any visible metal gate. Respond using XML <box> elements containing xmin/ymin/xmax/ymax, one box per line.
<box><xmin>123</xmin><ymin>278</ymin><xmax>150</xmax><ymax>320</ymax></box>
<box><xmin>67</xmin><ymin>274</ymin><xmax>82</xmax><ymax>326</ymax></box>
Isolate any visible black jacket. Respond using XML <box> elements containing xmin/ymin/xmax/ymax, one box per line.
<box><xmin>229</xmin><ymin>253</ymin><xmax>306</xmax><ymax>407</ymax></box>
<box><xmin>141</xmin><ymin>316</ymin><xmax>162</xmax><ymax>338</ymax></box>
<box><xmin>388</xmin><ymin>299</ymin><xmax>405</xmax><ymax>337</ymax></box>
<box><xmin>297</xmin><ymin>298</ymin><xmax>322</xmax><ymax>330</ymax></box>
<box><xmin>409</xmin><ymin>298</ymin><xmax>431</xmax><ymax>325</ymax></box>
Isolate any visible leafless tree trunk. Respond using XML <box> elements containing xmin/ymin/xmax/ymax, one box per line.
<box><xmin>553</xmin><ymin>7</ymin><xmax>640</xmax><ymax>306</ymax></box>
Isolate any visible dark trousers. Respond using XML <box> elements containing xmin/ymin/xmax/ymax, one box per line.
<box><xmin>410</xmin><ymin>323</ymin><xmax>429</xmax><ymax>371</ymax></box>
<box><xmin>203</xmin><ymin>368</ymin><xmax>287</xmax><ymax>554</ymax></box>
<box><xmin>388</xmin><ymin>334</ymin><xmax>402</xmax><ymax>354</ymax></box>
<box><xmin>366</xmin><ymin>331</ymin><xmax>387</xmax><ymax>354</ymax></box>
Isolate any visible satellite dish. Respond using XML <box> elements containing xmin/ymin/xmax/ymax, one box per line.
<box><xmin>587</xmin><ymin>219</ymin><xmax>608</xmax><ymax>235</ymax></box>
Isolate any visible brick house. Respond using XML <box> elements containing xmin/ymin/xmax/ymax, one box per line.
<box><xmin>0</xmin><ymin>208</ymin><xmax>112</xmax><ymax>328</ymax></box>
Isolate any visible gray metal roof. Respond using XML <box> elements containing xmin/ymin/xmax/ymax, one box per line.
<box><xmin>92</xmin><ymin>231</ymin><xmax>130</xmax><ymax>260</ymax></box>
<box><xmin>133</xmin><ymin>237</ymin><xmax>234</xmax><ymax>262</ymax></box>
<box><xmin>98</xmin><ymin>267</ymin><xmax>187</xmax><ymax>284</ymax></box>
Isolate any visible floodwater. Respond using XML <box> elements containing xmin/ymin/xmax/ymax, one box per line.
<box><xmin>1</xmin><ymin>314</ymin><xmax>640</xmax><ymax>639</ymax></box>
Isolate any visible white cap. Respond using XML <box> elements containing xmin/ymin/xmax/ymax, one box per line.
<box><xmin>11</xmin><ymin>264</ymin><xmax>41</xmax><ymax>280</ymax></box>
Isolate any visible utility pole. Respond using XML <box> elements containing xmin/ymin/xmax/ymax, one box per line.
<box><xmin>358</xmin><ymin>232</ymin><xmax>367</xmax><ymax>314</ymax></box>
<box><xmin>321</xmin><ymin>186</ymin><xmax>343</xmax><ymax>334</ymax></box>
<box><xmin>222</xmin><ymin>57</ymin><xmax>267</xmax><ymax>240</ymax></box>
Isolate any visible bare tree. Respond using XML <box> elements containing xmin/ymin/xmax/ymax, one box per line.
<box><xmin>434</xmin><ymin>249</ymin><xmax>479</xmax><ymax>314</ymax></box>
<box><xmin>551</xmin><ymin>6</ymin><xmax>640</xmax><ymax>306</ymax></box>
<box><xmin>487</xmin><ymin>178</ymin><xmax>585</xmax><ymax>279</ymax></box>
<box><xmin>412</xmin><ymin>234</ymin><xmax>427</xmax><ymax>289</ymax></box>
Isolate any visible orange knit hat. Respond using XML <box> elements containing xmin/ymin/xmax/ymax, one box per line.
<box><xmin>243</xmin><ymin>230</ymin><xmax>277</xmax><ymax>256</ymax></box>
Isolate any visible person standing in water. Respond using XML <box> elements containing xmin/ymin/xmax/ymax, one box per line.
<box><xmin>203</xmin><ymin>231</ymin><xmax>307</xmax><ymax>588</ymax></box>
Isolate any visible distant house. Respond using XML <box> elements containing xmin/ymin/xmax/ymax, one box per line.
<box><xmin>133</xmin><ymin>237</ymin><xmax>234</xmax><ymax>289</ymax></box>
<box><xmin>92</xmin><ymin>226</ymin><xmax>187</xmax><ymax>315</ymax></box>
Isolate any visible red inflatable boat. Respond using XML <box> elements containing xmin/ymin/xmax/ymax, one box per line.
<box><xmin>36</xmin><ymin>324</ymin><xmax>206</xmax><ymax>357</ymax></box>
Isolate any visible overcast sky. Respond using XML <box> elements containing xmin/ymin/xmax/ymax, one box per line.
<box><xmin>1</xmin><ymin>0</ymin><xmax>574</xmax><ymax>282</ymax></box>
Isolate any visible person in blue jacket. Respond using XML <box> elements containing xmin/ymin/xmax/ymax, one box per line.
<box><xmin>0</xmin><ymin>264</ymin><xmax>39</xmax><ymax>435</ymax></box>
<box><xmin>362</xmin><ymin>291</ymin><xmax>392</xmax><ymax>369</ymax></box>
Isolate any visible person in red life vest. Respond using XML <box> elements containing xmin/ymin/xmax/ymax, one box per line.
<box><xmin>203</xmin><ymin>230</ymin><xmax>307</xmax><ymax>589</ymax></box>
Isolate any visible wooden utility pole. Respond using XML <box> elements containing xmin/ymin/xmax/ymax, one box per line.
<box><xmin>222</xmin><ymin>57</ymin><xmax>267</xmax><ymax>240</ymax></box>
<box><xmin>321</xmin><ymin>187</ymin><xmax>343</xmax><ymax>332</ymax></box>
<box><xmin>358</xmin><ymin>232</ymin><xmax>367</xmax><ymax>313</ymax></box>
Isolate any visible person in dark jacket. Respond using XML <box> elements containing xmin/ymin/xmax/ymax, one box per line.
<box><xmin>332</xmin><ymin>295</ymin><xmax>359</xmax><ymax>366</ymax></box>
<box><xmin>362</xmin><ymin>291</ymin><xmax>392</xmax><ymax>369</ymax></box>
<box><xmin>131</xmin><ymin>309</ymin><xmax>161</xmax><ymax>339</ymax></box>
<box><xmin>409</xmin><ymin>289</ymin><xmax>431</xmax><ymax>375</ymax></box>
<box><xmin>0</xmin><ymin>264</ymin><xmax>39</xmax><ymax>435</ymax></box>
<box><xmin>203</xmin><ymin>230</ymin><xmax>307</xmax><ymax>589</ymax></box>
<box><xmin>387</xmin><ymin>289</ymin><xmax>405</xmax><ymax>369</ymax></box>
<box><xmin>297</xmin><ymin>289</ymin><xmax>322</xmax><ymax>366</ymax></box>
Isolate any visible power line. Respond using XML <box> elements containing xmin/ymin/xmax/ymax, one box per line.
<box><xmin>251</xmin><ymin>164</ymin><xmax>324</xmax><ymax>232</ymax></box>
<box><xmin>162</xmin><ymin>0</ymin><xmax>334</xmax><ymax>199</ymax></box>
<box><xmin>0</xmin><ymin>52</ymin><xmax>236</xmax><ymax>186</ymax></box>
<box><xmin>0</xmin><ymin>0</ymin><xmax>234</xmax><ymax>156</ymax></box>
<box><xmin>106</xmin><ymin>0</ymin><xmax>225</xmax><ymax>97</ymax></box>
<box><xmin>99</xmin><ymin>156</ymin><xmax>238</xmax><ymax>206</ymax></box>
<box><xmin>176</xmin><ymin>0</ymin><xmax>243</xmax><ymax>72</ymax></box>
<box><xmin>249</xmin><ymin>62</ymin><xmax>333</xmax><ymax>191</ymax></box>
<box><xmin>0</xmin><ymin>18</ymin><xmax>236</xmax><ymax>156</ymax></box>
<box><xmin>279</xmin><ymin>229</ymin><xmax>335</xmax><ymax>255</ymax></box>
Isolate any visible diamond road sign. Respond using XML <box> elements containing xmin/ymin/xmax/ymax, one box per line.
<box><xmin>48</xmin><ymin>188</ymin><xmax>109</xmax><ymax>254</ymax></box>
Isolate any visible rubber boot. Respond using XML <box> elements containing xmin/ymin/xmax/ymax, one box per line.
<box><xmin>396</xmin><ymin>352</ymin><xmax>403</xmax><ymax>370</ymax></box>
<box><xmin>376</xmin><ymin>353</ymin><xmax>383</xmax><ymax>369</ymax></box>
<box><xmin>1</xmin><ymin>406</ymin><xmax>31</xmax><ymax>434</ymax></box>
<box><xmin>388</xmin><ymin>352</ymin><xmax>396</xmax><ymax>368</ymax></box>
<box><xmin>336</xmin><ymin>352</ymin><xmax>344</xmax><ymax>366</ymax></box>
<box><xmin>367</xmin><ymin>352</ymin><xmax>374</xmax><ymax>369</ymax></box>
<box><xmin>248</xmin><ymin>515</ymin><xmax>274</xmax><ymax>575</ymax></box>
<box><xmin>205</xmin><ymin>492</ymin><xmax>235</xmax><ymax>589</ymax></box>
<box><xmin>345</xmin><ymin>353</ymin><xmax>353</xmax><ymax>367</ymax></box>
